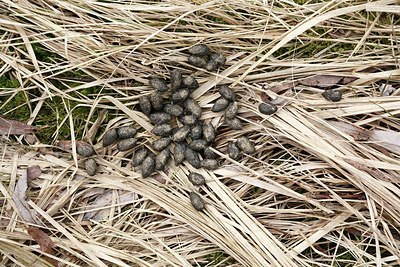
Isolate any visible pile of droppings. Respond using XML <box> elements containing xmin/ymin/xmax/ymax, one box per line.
<box><xmin>76</xmin><ymin>44</ymin><xmax>262</xmax><ymax>212</ymax></box>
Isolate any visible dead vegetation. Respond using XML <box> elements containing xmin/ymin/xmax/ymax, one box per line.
<box><xmin>1</xmin><ymin>0</ymin><xmax>400</xmax><ymax>266</ymax></box>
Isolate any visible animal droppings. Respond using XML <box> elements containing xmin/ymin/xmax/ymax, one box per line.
<box><xmin>117</xmin><ymin>127</ymin><xmax>137</xmax><ymax>140</ymax></box>
<box><xmin>117</xmin><ymin>138</ymin><xmax>137</xmax><ymax>151</ymax></box>
<box><xmin>188</xmin><ymin>172</ymin><xmax>205</xmax><ymax>186</ymax></box>
<box><xmin>258</xmin><ymin>102</ymin><xmax>277</xmax><ymax>115</ymax></box>
<box><xmin>190</xmin><ymin>192</ymin><xmax>205</xmax><ymax>211</ymax></box>
<box><xmin>212</xmin><ymin>97</ymin><xmax>230</xmax><ymax>112</ymax></box>
<box><xmin>237</xmin><ymin>136</ymin><xmax>255</xmax><ymax>154</ymax></box>
<box><xmin>149</xmin><ymin>77</ymin><xmax>168</xmax><ymax>92</ymax></box>
<box><xmin>152</xmin><ymin>137</ymin><xmax>171</xmax><ymax>151</ymax></box>
<box><xmin>188</xmin><ymin>44</ymin><xmax>210</xmax><ymax>56</ymax></box>
<box><xmin>85</xmin><ymin>158</ymin><xmax>97</xmax><ymax>176</ymax></box>
<box><xmin>103</xmin><ymin>129</ymin><xmax>118</xmax><ymax>147</ymax></box>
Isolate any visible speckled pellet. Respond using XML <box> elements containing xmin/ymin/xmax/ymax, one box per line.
<box><xmin>201</xmin><ymin>159</ymin><xmax>219</xmax><ymax>170</ymax></box>
<box><xmin>185</xmin><ymin>147</ymin><xmax>201</xmax><ymax>168</ymax></box>
<box><xmin>189</xmin><ymin>139</ymin><xmax>207</xmax><ymax>152</ymax></box>
<box><xmin>152</xmin><ymin>138</ymin><xmax>171</xmax><ymax>151</ymax></box>
<box><xmin>188</xmin><ymin>55</ymin><xmax>207</xmax><ymax>68</ymax></box>
<box><xmin>170</xmin><ymin>69</ymin><xmax>182</xmax><ymax>91</ymax></box>
<box><xmin>179</xmin><ymin>114</ymin><xmax>198</xmax><ymax>125</ymax></box>
<box><xmin>228</xmin><ymin>141</ymin><xmax>240</xmax><ymax>160</ymax></box>
<box><xmin>184</xmin><ymin>98</ymin><xmax>202</xmax><ymax>118</ymax></box>
<box><xmin>258</xmin><ymin>102</ymin><xmax>277</xmax><ymax>115</ymax></box>
<box><xmin>172</xmin><ymin>125</ymin><xmax>190</xmax><ymax>142</ymax></box>
<box><xmin>236</xmin><ymin>136</ymin><xmax>255</xmax><ymax>154</ymax></box>
<box><xmin>205</xmin><ymin>60</ymin><xmax>218</xmax><ymax>71</ymax></box>
<box><xmin>225</xmin><ymin>117</ymin><xmax>243</xmax><ymax>130</ymax></box>
<box><xmin>149</xmin><ymin>77</ymin><xmax>168</xmax><ymax>92</ymax></box>
<box><xmin>141</xmin><ymin>156</ymin><xmax>155</xmax><ymax>178</ymax></box>
<box><xmin>117</xmin><ymin>138</ymin><xmax>137</xmax><ymax>151</ymax></box>
<box><xmin>155</xmin><ymin>148</ymin><xmax>170</xmax><ymax>170</ymax></box>
<box><xmin>150</xmin><ymin>92</ymin><xmax>164</xmax><ymax>111</ymax></box>
<box><xmin>76</xmin><ymin>143</ymin><xmax>95</xmax><ymax>157</ymax></box>
<box><xmin>132</xmin><ymin>148</ymin><xmax>148</xmax><ymax>167</ymax></box>
<box><xmin>85</xmin><ymin>158</ymin><xmax>97</xmax><ymax>176</ymax></box>
<box><xmin>188</xmin><ymin>173</ymin><xmax>205</xmax><ymax>186</ymax></box>
<box><xmin>182</xmin><ymin>76</ymin><xmax>199</xmax><ymax>90</ymax></box>
<box><xmin>211</xmin><ymin>97</ymin><xmax>230</xmax><ymax>112</ymax></box>
<box><xmin>173</xmin><ymin>143</ymin><xmax>186</xmax><ymax>166</ymax></box>
<box><xmin>117</xmin><ymin>126</ymin><xmax>137</xmax><ymax>140</ymax></box>
<box><xmin>139</xmin><ymin>95</ymin><xmax>152</xmax><ymax>115</ymax></box>
<box><xmin>210</xmin><ymin>52</ymin><xmax>226</xmax><ymax>66</ymax></box>
<box><xmin>188</xmin><ymin>44</ymin><xmax>210</xmax><ymax>56</ymax></box>
<box><xmin>103</xmin><ymin>128</ymin><xmax>118</xmax><ymax>147</ymax></box>
<box><xmin>225</xmin><ymin>101</ymin><xmax>238</xmax><ymax>119</ymax></box>
<box><xmin>218</xmin><ymin>85</ymin><xmax>235</xmax><ymax>101</ymax></box>
<box><xmin>151</xmin><ymin>124</ymin><xmax>173</xmax><ymax>137</ymax></box>
<box><xmin>164</xmin><ymin>104</ymin><xmax>183</xmax><ymax>117</ymax></box>
<box><xmin>203</xmin><ymin>123</ymin><xmax>216</xmax><ymax>144</ymax></box>
<box><xmin>322</xmin><ymin>89</ymin><xmax>342</xmax><ymax>102</ymax></box>
<box><xmin>172</xmin><ymin>89</ymin><xmax>190</xmax><ymax>103</ymax></box>
<box><xmin>190</xmin><ymin>124</ymin><xmax>203</xmax><ymax>140</ymax></box>
<box><xmin>190</xmin><ymin>192</ymin><xmax>205</xmax><ymax>211</ymax></box>
<box><xmin>149</xmin><ymin>112</ymin><xmax>172</xmax><ymax>125</ymax></box>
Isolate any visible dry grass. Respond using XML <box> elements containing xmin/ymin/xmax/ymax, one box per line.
<box><xmin>1</xmin><ymin>0</ymin><xmax>400</xmax><ymax>266</ymax></box>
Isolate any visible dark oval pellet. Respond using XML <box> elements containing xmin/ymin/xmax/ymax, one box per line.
<box><xmin>211</xmin><ymin>97</ymin><xmax>230</xmax><ymax>112</ymax></box>
<box><xmin>201</xmin><ymin>159</ymin><xmax>219</xmax><ymax>170</ymax></box>
<box><xmin>190</xmin><ymin>124</ymin><xmax>203</xmax><ymax>140</ymax></box>
<box><xmin>85</xmin><ymin>158</ymin><xmax>97</xmax><ymax>176</ymax></box>
<box><xmin>258</xmin><ymin>102</ymin><xmax>277</xmax><ymax>115</ymax></box>
<box><xmin>322</xmin><ymin>89</ymin><xmax>342</xmax><ymax>102</ymax></box>
<box><xmin>225</xmin><ymin>117</ymin><xmax>243</xmax><ymax>130</ymax></box>
<box><xmin>150</xmin><ymin>92</ymin><xmax>164</xmax><ymax>111</ymax></box>
<box><xmin>174</xmin><ymin>143</ymin><xmax>186</xmax><ymax>166</ymax></box>
<box><xmin>103</xmin><ymin>129</ymin><xmax>118</xmax><ymax>147</ymax></box>
<box><xmin>149</xmin><ymin>77</ymin><xmax>168</xmax><ymax>92</ymax></box>
<box><xmin>152</xmin><ymin>137</ymin><xmax>171</xmax><ymax>151</ymax></box>
<box><xmin>151</xmin><ymin>124</ymin><xmax>173</xmax><ymax>137</ymax></box>
<box><xmin>225</xmin><ymin>101</ymin><xmax>238</xmax><ymax>119</ymax></box>
<box><xmin>189</xmin><ymin>139</ymin><xmax>207</xmax><ymax>152</ymax></box>
<box><xmin>117</xmin><ymin>138</ymin><xmax>137</xmax><ymax>151</ymax></box>
<box><xmin>164</xmin><ymin>104</ymin><xmax>183</xmax><ymax>117</ymax></box>
<box><xmin>132</xmin><ymin>148</ymin><xmax>148</xmax><ymax>167</ymax></box>
<box><xmin>117</xmin><ymin>126</ymin><xmax>137</xmax><ymax>140</ymax></box>
<box><xmin>188</xmin><ymin>55</ymin><xmax>207</xmax><ymax>68</ymax></box>
<box><xmin>172</xmin><ymin>125</ymin><xmax>190</xmax><ymax>142</ymax></box>
<box><xmin>218</xmin><ymin>85</ymin><xmax>235</xmax><ymax>101</ymax></box>
<box><xmin>188</xmin><ymin>172</ymin><xmax>205</xmax><ymax>186</ymax></box>
<box><xmin>139</xmin><ymin>95</ymin><xmax>152</xmax><ymax>115</ymax></box>
<box><xmin>141</xmin><ymin>156</ymin><xmax>155</xmax><ymax>178</ymax></box>
<box><xmin>172</xmin><ymin>89</ymin><xmax>190</xmax><ymax>103</ymax></box>
<box><xmin>237</xmin><ymin>136</ymin><xmax>255</xmax><ymax>154</ymax></box>
<box><xmin>205</xmin><ymin>60</ymin><xmax>218</xmax><ymax>71</ymax></box>
<box><xmin>155</xmin><ymin>148</ymin><xmax>170</xmax><ymax>170</ymax></box>
<box><xmin>149</xmin><ymin>112</ymin><xmax>172</xmax><ymax>125</ymax></box>
<box><xmin>203</xmin><ymin>123</ymin><xmax>216</xmax><ymax>144</ymax></box>
<box><xmin>76</xmin><ymin>143</ymin><xmax>95</xmax><ymax>157</ymax></box>
<box><xmin>228</xmin><ymin>141</ymin><xmax>240</xmax><ymax>160</ymax></box>
<box><xmin>204</xmin><ymin>147</ymin><xmax>218</xmax><ymax>159</ymax></box>
<box><xmin>184</xmin><ymin>98</ymin><xmax>202</xmax><ymax>118</ymax></box>
<box><xmin>182</xmin><ymin>76</ymin><xmax>199</xmax><ymax>90</ymax></box>
<box><xmin>210</xmin><ymin>52</ymin><xmax>226</xmax><ymax>66</ymax></box>
<box><xmin>185</xmin><ymin>147</ymin><xmax>201</xmax><ymax>168</ymax></box>
<box><xmin>190</xmin><ymin>192</ymin><xmax>205</xmax><ymax>211</ymax></box>
<box><xmin>179</xmin><ymin>114</ymin><xmax>198</xmax><ymax>125</ymax></box>
<box><xmin>188</xmin><ymin>44</ymin><xmax>210</xmax><ymax>56</ymax></box>
<box><xmin>170</xmin><ymin>69</ymin><xmax>182</xmax><ymax>91</ymax></box>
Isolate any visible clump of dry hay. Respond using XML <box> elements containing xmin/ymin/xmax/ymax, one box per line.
<box><xmin>1</xmin><ymin>0</ymin><xmax>400</xmax><ymax>266</ymax></box>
